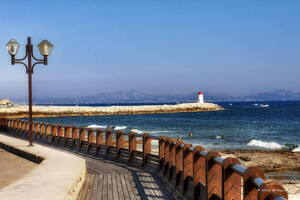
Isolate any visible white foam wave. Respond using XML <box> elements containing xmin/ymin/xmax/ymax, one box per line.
<box><xmin>114</xmin><ymin>126</ymin><xmax>127</xmax><ymax>130</ymax></box>
<box><xmin>130</xmin><ymin>129</ymin><xmax>144</xmax><ymax>134</ymax></box>
<box><xmin>292</xmin><ymin>146</ymin><xmax>300</xmax><ymax>152</ymax></box>
<box><xmin>88</xmin><ymin>124</ymin><xmax>107</xmax><ymax>129</ymax></box>
<box><xmin>247</xmin><ymin>139</ymin><xmax>282</xmax><ymax>149</ymax></box>
<box><xmin>149</xmin><ymin>130</ymin><xmax>171</xmax><ymax>134</ymax></box>
<box><xmin>130</xmin><ymin>129</ymin><xmax>171</xmax><ymax>134</ymax></box>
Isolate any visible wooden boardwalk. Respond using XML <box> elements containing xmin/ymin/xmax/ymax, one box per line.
<box><xmin>76</xmin><ymin>156</ymin><xmax>176</xmax><ymax>200</ymax></box>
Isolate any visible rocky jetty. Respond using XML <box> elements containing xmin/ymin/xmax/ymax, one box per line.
<box><xmin>0</xmin><ymin>102</ymin><xmax>223</xmax><ymax>118</ymax></box>
<box><xmin>0</xmin><ymin>100</ymin><xmax>13</xmax><ymax>106</ymax></box>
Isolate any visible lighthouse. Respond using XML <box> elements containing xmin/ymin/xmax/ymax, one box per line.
<box><xmin>197</xmin><ymin>92</ymin><xmax>204</xmax><ymax>103</ymax></box>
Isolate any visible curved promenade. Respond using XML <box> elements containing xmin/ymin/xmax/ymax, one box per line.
<box><xmin>0</xmin><ymin>118</ymin><xmax>289</xmax><ymax>200</ymax></box>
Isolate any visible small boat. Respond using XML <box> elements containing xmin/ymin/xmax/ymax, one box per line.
<box><xmin>259</xmin><ymin>104</ymin><xmax>269</xmax><ymax>107</ymax></box>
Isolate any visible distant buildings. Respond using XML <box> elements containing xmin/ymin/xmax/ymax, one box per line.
<box><xmin>0</xmin><ymin>99</ymin><xmax>13</xmax><ymax>106</ymax></box>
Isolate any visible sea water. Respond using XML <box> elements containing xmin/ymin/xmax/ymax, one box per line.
<box><xmin>33</xmin><ymin>101</ymin><xmax>300</xmax><ymax>151</ymax></box>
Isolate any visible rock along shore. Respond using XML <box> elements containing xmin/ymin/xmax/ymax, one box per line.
<box><xmin>0</xmin><ymin>102</ymin><xmax>224</xmax><ymax>118</ymax></box>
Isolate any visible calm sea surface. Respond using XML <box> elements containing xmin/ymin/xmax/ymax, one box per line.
<box><xmin>34</xmin><ymin>101</ymin><xmax>300</xmax><ymax>151</ymax></box>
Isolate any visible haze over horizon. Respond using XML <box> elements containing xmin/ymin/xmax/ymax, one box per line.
<box><xmin>1</xmin><ymin>1</ymin><xmax>300</xmax><ymax>99</ymax></box>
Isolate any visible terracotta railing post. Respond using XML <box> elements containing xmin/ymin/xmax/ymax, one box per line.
<box><xmin>193</xmin><ymin>146</ymin><xmax>206</xmax><ymax>200</ymax></box>
<box><xmin>6</xmin><ymin>119</ymin><xmax>9</xmax><ymax>131</ymax></box>
<box><xmin>163</xmin><ymin>137</ymin><xmax>172</xmax><ymax>175</ymax></box>
<box><xmin>223</xmin><ymin>157</ymin><xmax>242</xmax><ymax>200</ymax></box>
<box><xmin>65</xmin><ymin>127</ymin><xmax>72</xmax><ymax>139</ymax></box>
<box><xmin>116</xmin><ymin>131</ymin><xmax>124</xmax><ymax>159</ymax></box>
<box><xmin>96</xmin><ymin>129</ymin><xmax>103</xmax><ymax>155</ymax></box>
<box><xmin>116</xmin><ymin>130</ymin><xmax>124</xmax><ymax>159</ymax></box>
<box><xmin>88</xmin><ymin>128</ymin><xmax>97</xmax><ymax>154</ymax></box>
<box><xmin>0</xmin><ymin>118</ymin><xmax>3</xmax><ymax>131</ymax></box>
<box><xmin>71</xmin><ymin>126</ymin><xmax>77</xmax><ymax>139</ymax></box>
<box><xmin>10</xmin><ymin>119</ymin><xmax>14</xmax><ymax>133</ymax></box>
<box><xmin>88</xmin><ymin>128</ymin><xmax>94</xmax><ymax>144</ymax></box>
<box><xmin>58</xmin><ymin>126</ymin><xmax>66</xmax><ymax>146</ymax></box>
<box><xmin>65</xmin><ymin>126</ymin><xmax>73</xmax><ymax>147</ymax></box>
<box><xmin>80</xmin><ymin>128</ymin><xmax>86</xmax><ymax>141</ymax></box>
<box><xmin>80</xmin><ymin>128</ymin><xmax>90</xmax><ymax>153</ymax></box>
<box><xmin>14</xmin><ymin>120</ymin><xmax>18</xmax><ymax>134</ymax></box>
<box><xmin>175</xmin><ymin>143</ymin><xmax>184</xmax><ymax>188</ymax></box>
<box><xmin>258</xmin><ymin>181</ymin><xmax>288</xmax><ymax>200</ymax></box>
<box><xmin>19</xmin><ymin>121</ymin><xmax>23</xmax><ymax>135</ymax></box>
<box><xmin>13</xmin><ymin>120</ymin><xmax>19</xmax><ymax>135</ymax></box>
<box><xmin>105</xmin><ymin>128</ymin><xmax>112</xmax><ymax>156</ymax></box>
<box><xmin>9</xmin><ymin>119</ymin><xmax>14</xmax><ymax>133</ymax></box>
<box><xmin>72</xmin><ymin>127</ymin><xmax>80</xmax><ymax>150</ymax></box>
<box><xmin>35</xmin><ymin>123</ymin><xmax>40</xmax><ymax>140</ymax></box>
<box><xmin>58</xmin><ymin>126</ymin><xmax>64</xmax><ymax>138</ymax></box>
<box><xmin>159</xmin><ymin>136</ymin><xmax>166</xmax><ymax>170</ymax></box>
<box><xmin>25</xmin><ymin>121</ymin><xmax>29</xmax><ymax>136</ymax></box>
<box><xmin>13</xmin><ymin>120</ymin><xmax>18</xmax><ymax>134</ymax></box>
<box><xmin>52</xmin><ymin>124</ymin><xmax>59</xmax><ymax>139</ymax></box>
<box><xmin>22</xmin><ymin>121</ymin><xmax>27</xmax><ymax>136</ymax></box>
<box><xmin>74</xmin><ymin>127</ymin><xmax>80</xmax><ymax>139</ymax></box>
<box><xmin>7</xmin><ymin>119</ymin><xmax>12</xmax><ymax>133</ymax></box>
<box><xmin>18</xmin><ymin>121</ymin><xmax>22</xmax><ymax>135</ymax></box>
<box><xmin>13</xmin><ymin>120</ymin><xmax>17</xmax><ymax>134</ymax></box>
<box><xmin>142</xmin><ymin>133</ymin><xmax>151</xmax><ymax>166</ymax></box>
<box><xmin>1</xmin><ymin>118</ymin><xmax>5</xmax><ymax>131</ymax></box>
<box><xmin>9</xmin><ymin>119</ymin><xmax>13</xmax><ymax>133</ymax></box>
<box><xmin>207</xmin><ymin>151</ymin><xmax>222</xmax><ymax>200</ymax></box>
<box><xmin>243</xmin><ymin>167</ymin><xmax>265</xmax><ymax>200</ymax></box>
<box><xmin>41</xmin><ymin>123</ymin><xmax>46</xmax><ymax>141</ymax></box>
<box><xmin>0</xmin><ymin>118</ymin><xmax>3</xmax><ymax>130</ymax></box>
<box><xmin>181</xmin><ymin>144</ymin><xmax>193</xmax><ymax>198</ymax></box>
<box><xmin>10</xmin><ymin>119</ymin><xmax>13</xmax><ymax>133</ymax></box>
<box><xmin>32</xmin><ymin>122</ymin><xmax>36</xmax><ymax>139</ymax></box>
<box><xmin>129</xmin><ymin>132</ymin><xmax>137</xmax><ymax>162</ymax></box>
<box><xmin>46</xmin><ymin>124</ymin><xmax>52</xmax><ymax>135</ymax></box>
<box><xmin>21</xmin><ymin>122</ymin><xmax>27</xmax><ymax>136</ymax></box>
<box><xmin>6</xmin><ymin>119</ymin><xmax>11</xmax><ymax>133</ymax></box>
<box><xmin>17</xmin><ymin>121</ymin><xmax>22</xmax><ymax>135</ymax></box>
<box><xmin>168</xmin><ymin>140</ymin><xmax>177</xmax><ymax>180</ymax></box>
<box><xmin>46</xmin><ymin>124</ymin><xmax>53</xmax><ymax>143</ymax></box>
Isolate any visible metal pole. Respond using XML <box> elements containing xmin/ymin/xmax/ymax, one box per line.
<box><xmin>27</xmin><ymin>37</ymin><xmax>33</xmax><ymax>146</ymax></box>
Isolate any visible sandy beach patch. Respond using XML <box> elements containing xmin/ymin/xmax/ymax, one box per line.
<box><xmin>0</xmin><ymin>149</ymin><xmax>37</xmax><ymax>189</ymax></box>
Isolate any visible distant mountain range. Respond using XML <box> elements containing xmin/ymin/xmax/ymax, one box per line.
<box><xmin>12</xmin><ymin>89</ymin><xmax>300</xmax><ymax>104</ymax></box>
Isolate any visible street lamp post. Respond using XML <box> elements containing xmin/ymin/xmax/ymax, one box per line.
<box><xmin>6</xmin><ymin>37</ymin><xmax>53</xmax><ymax>146</ymax></box>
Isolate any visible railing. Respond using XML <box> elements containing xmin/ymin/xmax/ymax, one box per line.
<box><xmin>0</xmin><ymin>118</ymin><xmax>288</xmax><ymax>200</ymax></box>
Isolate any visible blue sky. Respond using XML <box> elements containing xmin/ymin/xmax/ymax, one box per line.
<box><xmin>0</xmin><ymin>0</ymin><xmax>300</xmax><ymax>98</ymax></box>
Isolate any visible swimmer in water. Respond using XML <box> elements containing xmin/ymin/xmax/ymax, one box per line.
<box><xmin>188</xmin><ymin>131</ymin><xmax>192</xmax><ymax>137</ymax></box>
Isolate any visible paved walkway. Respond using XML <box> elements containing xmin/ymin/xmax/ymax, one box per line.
<box><xmin>0</xmin><ymin>149</ymin><xmax>37</xmax><ymax>189</ymax></box>
<box><xmin>0</xmin><ymin>133</ymin><xmax>86</xmax><ymax>200</ymax></box>
<box><xmin>0</xmin><ymin>132</ymin><xmax>176</xmax><ymax>200</ymax></box>
<box><xmin>77</xmin><ymin>156</ymin><xmax>176</xmax><ymax>200</ymax></box>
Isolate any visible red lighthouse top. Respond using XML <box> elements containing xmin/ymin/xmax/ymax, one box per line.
<box><xmin>198</xmin><ymin>91</ymin><xmax>204</xmax><ymax>95</ymax></box>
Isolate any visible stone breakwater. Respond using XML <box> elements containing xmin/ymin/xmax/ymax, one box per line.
<box><xmin>0</xmin><ymin>103</ymin><xmax>223</xmax><ymax>118</ymax></box>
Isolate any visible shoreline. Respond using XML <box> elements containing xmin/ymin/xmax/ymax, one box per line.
<box><xmin>0</xmin><ymin>102</ymin><xmax>224</xmax><ymax>119</ymax></box>
<box><xmin>219</xmin><ymin>149</ymin><xmax>300</xmax><ymax>199</ymax></box>
<box><xmin>218</xmin><ymin>149</ymin><xmax>300</xmax><ymax>172</ymax></box>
